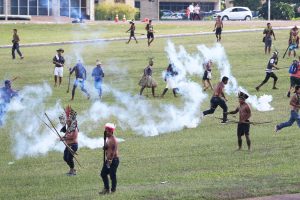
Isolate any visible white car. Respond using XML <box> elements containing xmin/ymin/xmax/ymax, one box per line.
<box><xmin>213</xmin><ymin>7</ymin><xmax>252</xmax><ymax>21</ymax></box>
<box><xmin>161</xmin><ymin>13</ymin><xmax>183</xmax><ymax>20</ymax></box>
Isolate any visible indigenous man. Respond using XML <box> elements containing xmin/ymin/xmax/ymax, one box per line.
<box><xmin>145</xmin><ymin>20</ymin><xmax>154</xmax><ymax>47</ymax></box>
<box><xmin>100</xmin><ymin>123</ymin><xmax>119</xmax><ymax>194</ymax></box>
<box><xmin>275</xmin><ymin>85</ymin><xmax>300</xmax><ymax>133</ymax></box>
<box><xmin>255</xmin><ymin>51</ymin><xmax>279</xmax><ymax>91</ymax></box>
<box><xmin>92</xmin><ymin>60</ymin><xmax>105</xmax><ymax>99</ymax></box>
<box><xmin>290</xmin><ymin>25</ymin><xmax>299</xmax><ymax>38</ymax></box>
<box><xmin>288</xmin><ymin>32</ymin><xmax>299</xmax><ymax>57</ymax></box>
<box><xmin>213</xmin><ymin>15</ymin><xmax>223</xmax><ymax>42</ymax></box>
<box><xmin>139</xmin><ymin>59</ymin><xmax>157</xmax><ymax>97</ymax></box>
<box><xmin>227</xmin><ymin>92</ymin><xmax>252</xmax><ymax>151</ymax></box>
<box><xmin>160</xmin><ymin>63</ymin><xmax>179</xmax><ymax>98</ymax></box>
<box><xmin>53</xmin><ymin>48</ymin><xmax>65</xmax><ymax>87</ymax></box>
<box><xmin>263</xmin><ymin>23</ymin><xmax>276</xmax><ymax>54</ymax></box>
<box><xmin>202</xmin><ymin>60</ymin><xmax>213</xmax><ymax>91</ymax></box>
<box><xmin>287</xmin><ymin>59</ymin><xmax>300</xmax><ymax>98</ymax></box>
<box><xmin>203</xmin><ymin>76</ymin><xmax>229</xmax><ymax>123</ymax></box>
<box><xmin>59</xmin><ymin>106</ymin><xmax>78</xmax><ymax>176</ymax></box>
<box><xmin>69</xmin><ymin>60</ymin><xmax>90</xmax><ymax>100</ymax></box>
<box><xmin>0</xmin><ymin>80</ymin><xmax>18</xmax><ymax>126</ymax></box>
<box><xmin>11</xmin><ymin>29</ymin><xmax>24</xmax><ymax>60</ymax></box>
<box><xmin>126</xmin><ymin>20</ymin><xmax>138</xmax><ymax>44</ymax></box>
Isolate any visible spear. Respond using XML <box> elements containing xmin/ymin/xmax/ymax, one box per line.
<box><xmin>214</xmin><ymin>117</ymin><xmax>272</xmax><ymax>125</ymax></box>
<box><xmin>44</xmin><ymin>113</ymin><xmax>78</xmax><ymax>156</ymax></box>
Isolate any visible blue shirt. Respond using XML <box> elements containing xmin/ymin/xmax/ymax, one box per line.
<box><xmin>70</xmin><ymin>63</ymin><xmax>86</xmax><ymax>79</ymax></box>
<box><xmin>0</xmin><ymin>87</ymin><xmax>18</xmax><ymax>103</ymax></box>
<box><xmin>92</xmin><ymin>65</ymin><xmax>104</xmax><ymax>82</ymax></box>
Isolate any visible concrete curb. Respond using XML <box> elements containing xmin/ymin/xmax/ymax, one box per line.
<box><xmin>0</xmin><ymin>26</ymin><xmax>293</xmax><ymax>49</ymax></box>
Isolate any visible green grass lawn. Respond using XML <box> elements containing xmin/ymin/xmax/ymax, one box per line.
<box><xmin>0</xmin><ymin>23</ymin><xmax>300</xmax><ymax>200</ymax></box>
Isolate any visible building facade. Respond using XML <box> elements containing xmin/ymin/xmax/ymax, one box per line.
<box><xmin>0</xmin><ymin>0</ymin><xmax>95</xmax><ymax>20</ymax></box>
<box><xmin>135</xmin><ymin>0</ymin><xmax>221</xmax><ymax>20</ymax></box>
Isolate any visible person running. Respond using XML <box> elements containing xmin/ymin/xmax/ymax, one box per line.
<box><xmin>202</xmin><ymin>60</ymin><xmax>213</xmax><ymax>91</ymax></box>
<box><xmin>0</xmin><ymin>79</ymin><xmax>18</xmax><ymax>126</ymax></box>
<box><xmin>213</xmin><ymin>15</ymin><xmax>223</xmax><ymax>42</ymax></box>
<box><xmin>145</xmin><ymin>20</ymin><xmax>154</xmax><ymax>47</ymax></box>
<box><xmin>255</xmin><ymin>51</ymin><xmax>279</xmax><ymax>91</ymax></box>
<box><xmin>287</xmin><ymin>59</ymin><xmax>300</xmax><ymax>98</ymax></box>
<box><xmin>275</xmin><ymin>85</ymin><xmax>300</xmax><ymax>133</ymax></box>
<box><xmin>227</xmin><ymin>92</ymin><xmax>252</xmax><ymax>151</ymax></box>
<box><xmin>288</xmin><ymin>33</ymin><xmax>299</xmax><ymax>58</ymax></box>
<box><xmin>92</xmin><ymin>60</ymin><xmax>105</xmax><ymax>99</ymax></box>
<box><xmin>53</xmin><ymin>48</ymin><xmax>65</xmax><ymax>87</ymax></box>
<box><xmin>99</xmin><ymin>123</ymin><xmax>119</xmax><ymax>194</ymax></box>
<box><xmin>203</xmin><ymin>76</ymin><xmax>229</xmax><ymax>123</ymax></box>
<box><xmin>139</xmin><ymin>59</ymin><xmax>158</xmax><ymax>97</ymax></box>
<box><xmin>11</xmin><ymin>29</ymin><xmax>24</xmax><ymax>60</ymax></box>
<box><xmin>160</xmin><ymin>63</ymin><xmax>179</xmax><ymax>98</ymax></box>
<box><xmin>59</xmin><ymin>106</ymin><xmax>78</xmax><ymax>176</ymax></box>
<box><xmin>126</xmin><ymin>20</ymin><xmax>138</xmax><ymax>44</ymax></box>
<box><xmin>69</xmin><ymin>60</ymin><xmax>90</xmax><ymax>100</ymax></box>
<box><xmin>263</xmin><ymin>23</ymin><xmax>276</xmax><ymax>54</ymax></box>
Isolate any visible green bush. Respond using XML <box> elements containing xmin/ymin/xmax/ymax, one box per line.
<box><xmin>259</xmin><ymin>2</ymin><xmax>295</xmax><ymax>20</ymax></box>
<box><xmin>95</xmin><ymin>3</ymin><xmax>137</xmax><ymax>21</ymax></box>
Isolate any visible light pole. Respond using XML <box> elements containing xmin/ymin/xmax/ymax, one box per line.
<box><xmin>5</xmin><ymin>0</ymin><xmax>8</xmax><ymax>20</ymax></box>
<box><xmin>268</xmin><ymin>0</ymin><xmax>271</xmax><ymax>21</ymax></box>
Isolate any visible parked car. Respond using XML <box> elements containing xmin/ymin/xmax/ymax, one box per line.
<box><xmin>213</xmin><ymin>7</ymin><xmax>252</xmax><ymax>21</ymax></box>
<box><xmin>161</xmin><ymin>10</ymin><xmax>174</xmax><ymax>16</ymax></box>
<box><xmin>161</xmin><ymin>13</ymin><xmax>184</xmax><ymax>20</ymax></box>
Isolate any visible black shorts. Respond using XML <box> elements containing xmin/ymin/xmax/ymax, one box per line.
<box><xmin>202</xmin><ymin>70</ymin><xmax>211</xmax><ymax>80</ymax></box>
<box><xmin>147</xmin><ymin>32</ymin><xmax>154</xmax><ymax>39</ymax></box>
<box><xmin>216</xmin><ymin>27</ymin><xmax>222</xmax><ymax>35</ymax></box>
<box><xmin>290</xmin><ymin>76</ymin><xmax>300</xmax><ymax>87</ymax></box>
<box><xmin>237</xmin><ymin>122</ymin><xmax>250</xmax><ymax>137</ymax></box>
<box><xmin>130</xmin><ymin>31</ymin><xmax>135</xmax><ymax>37</ymax></box>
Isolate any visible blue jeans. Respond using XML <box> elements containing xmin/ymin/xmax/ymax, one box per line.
<box><xmin>12</xmin><ymin>43</ymin><xmax>23</xmax><ymax>59</ymax></box>
<box><xmin>94</xmin><ymin>80</ymin><xmax>103</xmax><ymax>96</ymax></box>
<box><xmin>277</xmin><ymin>110</ymin><xmax>300</xmax><ymax>130</ymax></box>
<box><xmin>63</xmin><ymin>143</ymin><xmax>78</xmax><ymax>169</ymax></box>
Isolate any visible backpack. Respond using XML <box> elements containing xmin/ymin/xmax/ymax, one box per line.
<box><xmin>289</xmin><ymin>62</ymin><xmax>298</xmax><ymax>74</ymax></box>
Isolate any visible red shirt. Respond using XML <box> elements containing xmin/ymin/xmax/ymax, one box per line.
<box><xmin>290</xmin><ymin>63</ymin><xmax>300</xmax><ymax>78</ymax></box>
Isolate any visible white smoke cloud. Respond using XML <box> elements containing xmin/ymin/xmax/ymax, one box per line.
<box><xmin>6</xmin><ymin>83</ymin><xmax>123</xmax><ymax>159</ymax></box>
<box><xmin>196</xmin><ymin>43</ymin><xmax>274</xmax><ymax>111</ymax></box>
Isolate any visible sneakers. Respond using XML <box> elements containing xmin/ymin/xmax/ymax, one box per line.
<box><xmin>274</xmin><ymin>125</ymin><xmax>280</xmax><ymax>133</ymax></box>
<box><xmin>99</xmin><ymin>189</ymin><xmax>110</xmax><ymax>195</ymax></box>
<box><xmin>66</xmin><ymin>169</ymin><xmax>76</xmax><ymax>176</ymax></box>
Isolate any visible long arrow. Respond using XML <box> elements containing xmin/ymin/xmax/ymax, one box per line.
<box><xmin>214</xmin><ymin>116</ymin><xmax>272</xmax><ymax>125</ymax></box>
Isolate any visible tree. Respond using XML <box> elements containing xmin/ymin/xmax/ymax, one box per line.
<box><xmin>231</xmin><ymin>0</ymin><xmax>261</xmax><ymax>11</ymax></box>
<box><xmin>259</xmin><ymin>2</ymin><xmax>295</xmax><ymax>20</ymax></box>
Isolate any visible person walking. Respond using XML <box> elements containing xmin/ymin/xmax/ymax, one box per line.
<box><xmin>11</xmin><ymin>29</ymin><xmax>24</xmax><ymax>59</ymax></box>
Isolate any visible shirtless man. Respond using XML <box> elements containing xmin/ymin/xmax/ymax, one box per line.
<box><xmin>213</xmin><ymin>15</ymin><xmax>223</xmax><ymax>42</ymax></box>
<box><xmin>100</xmin><ymin>123</ymin><xmax>120</xmax><ymax>194</ymax></box>
<box><xmin>145</xmin><ymin>20</ymin><xmax>154</xmax><ymax>47</ymax></box>
<box><xmin>126</xmin><ymin>20</ymin><xmax>138</xmax><ymax>44</ymax></box>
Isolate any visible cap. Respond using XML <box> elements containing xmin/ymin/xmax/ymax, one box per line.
<box><xmin>4</xmin><ymin>80</ymin><xmax>10</xmax><ymax>85</ymax></box>
<box><xmin>96</xmin><ymin>60</ymin><xmax>102</xmax><ymax>65</ymax></box>
<box><xmin>105</xmin><ymin>123</ymin><xmax>116</xmax><ymax>132</ymax></box>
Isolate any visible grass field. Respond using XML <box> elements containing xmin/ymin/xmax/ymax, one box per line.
<box><xmin>0</xmin><ymin>22</ymin><xmax>300</xmax><ymax>200</ymax></box>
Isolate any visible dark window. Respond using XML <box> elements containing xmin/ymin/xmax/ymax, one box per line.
<box><xmin>238</xmin><ymin>8</ymin><xmax>248</xmax><ymax>12</ymax></box>
<box><xmin>39</xmin><ymin>0</ymin><xmax>48</xmax><ymax>15</ymax></box>
<box><xmin>159</xmin><ymin>2</ymin><xmax>214</xmax><ymax>13</ymax></box>
<box><xmin>20</xmin><ymin>0</ymin><xmax>28</xmax><ymax>15</ymax></box>
<box><xmin>0</xmin><ymin>0</ymin><xmax>4</xmax><ymax>14</ymax></box>
<box><xmin>70</xmin><ymin>0</ymin><xmax>80</xmax><ymax>18</ymax></box>
<box><xmin>11</xmin><ymin>0</ymin><xmax>18</xmax><ymax>15</ymax></box>
<box><xmin>135</xmin><ymin>1</ymin><xmax>140</xmax><ymax>8</ymax></box>
<box><xmin>29</xmin><ymin>0</ymin><xmax>37</xmax><ymax>15</ymax></box>
<box><xmin>60</xmin><ymin>0</ymin><xmax>69</xmax><ymax>17</ymax></box>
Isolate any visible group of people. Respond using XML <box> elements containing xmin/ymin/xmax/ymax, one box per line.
<box><xmin>138</xmin><ymin>59</ymin><xmax>179</xmax><ymax>98</ymax></box>
<box><xmin>186</xmin><ymin>3</ymin><xmax>201</xmax><ymax>20</ymax></box>
<box><xmin>52</xmin><ymin>48</ymin><xmax>105</xmax><ymax>100</ymax></box>
<box><xmin>126</xmin><ymin>19</ymin><xmax>154</xmax><ymax>47</ymax></box>
<box><xmin>57</xmin><ymin>105</ymin><xmax>119</xmax><ymax>194</ymax></box>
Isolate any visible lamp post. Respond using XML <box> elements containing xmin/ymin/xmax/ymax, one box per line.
<box><xmin>268</xmin><ymin>0</ymin><xmax>271</xmax><ymax>21</ymax></box>
<box><xmin>5</xmin><ymin>0</ymin><xmax>8</xmax><ymax>20</ymax></box>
